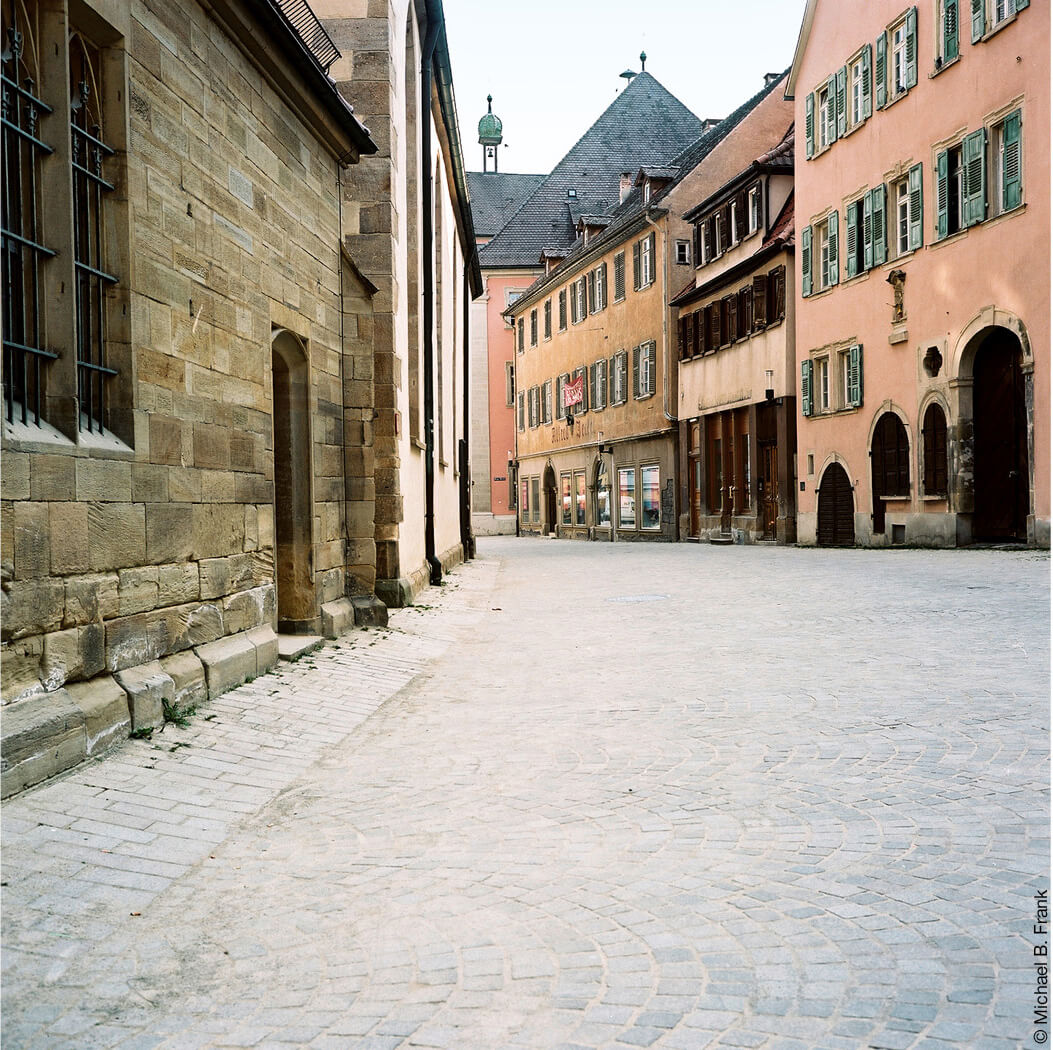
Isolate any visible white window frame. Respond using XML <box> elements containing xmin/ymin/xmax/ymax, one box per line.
<box><xmin>593</xmin><ymin>264</ymin><xmax>607</xmax><ymax>311</ymax></box>
<box><xmin>505</xmin><ymin>361</ymin><xmax>515</xmax><ymax>407</ymax></box>
<box><xmin>748</xmin><ymin>186</ymin><xmax>761</xmax><ymax>234</ymax></box>
<box><xmin>675</xmin><ymin>240</ymin><xmax>691</xmax><ymax>265</ymax></box>
<box><xmin>994</xmin><ymin>0</ymin><xmax>1014</xmax><ymax>25</ymax></box>
<box><xmin>640</xmin><ymin>236</ymin><xmax>654</xmax><ymax>287</ymax></box>
<box><xmin>818</xmin><ymin>356</ymin><xmax>830</xmax><ymax>411</ymax></box>
<box><xmin>729</xmin><ymin>199</ymin><xmax>739</xmax><ymax>245</ymax></box>
<box><xmin>850</xmin><ymin>52</ymin><xmax>865</xmax><ymax>126</ymax></box>
<box><xmin>839</xmin><ymin>348</ymin><xmax>852</xmax><ymax>408</ymax></box>
<box><xmin>574</xmin><ymin>278</ymin><xmax>587</xmax><ymax>323</ymax></box>
<box><xmin>891</xmin><ymin>16</ymin><xmax>909</xmax><ymax>95</ymax></box>
<box><xmin>818</xmin><ymin>222</ymin><xmax>833</xmax><ymax>290</ymax></box>
<box><xmin>894</xmin><ymin>175</ymin><xmax>911</xmax><ymax>256</ymax></box>
<box><xmin>818</xmin><ymin>83</ymin><xmax>832</xmax><ymax>149</ymax></box>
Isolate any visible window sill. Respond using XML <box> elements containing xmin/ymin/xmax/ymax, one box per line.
<box><xmin>880</xmin><ymin>86</ymin><xmax>913</xmax><ymax>113</ymax></box>
<box><xmin>2</xmin><ymin>417</ymin><xmax>134</xmax><ymax>458</ymax></box>
<box><xmin>979</xmin><ymin>13</ymin><xmax>1018</xmax><ymax>43</ymax></box>
<box><xmin>929</xmin><ymin>54</ymin><xmax>961</xmax><ymax>79</ymax></box>
<box><xmin>921</xmin><ymin>493</ymin><xmax>948</xmax><ymax>502</ymax></box>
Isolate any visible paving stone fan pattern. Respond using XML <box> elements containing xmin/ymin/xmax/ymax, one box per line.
<box><xmin>2</xmin><ymin>538</ymin><xmax>1049</xmax><ymax>1050</ymax></box>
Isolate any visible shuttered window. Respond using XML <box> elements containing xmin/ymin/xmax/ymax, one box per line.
<box><xmin>752</xmin><ymin>274</ymin><xmax>767</xmax><ymax>331</ymax></box>
<box><xmin>998</xmin><ymin>109</ymin><xmax>1022</xmax><ymax>213</ymax></box>
<box><xmin>941</xmin><ymin>0</ymin><xmax>960</xmax><ymax>64</ymax></box>
<box><xmin>801</xmin><ymin>360</ymin><xmax>813</xmax><ymax>417</ymax></box>
<box><xmin>542</xmin><ymin>379</ymin><xmax>552</xmax><ymax>424</ymax></box>
<box><xmin>963</xmin><ymin>127</ymin><xmax>987</xmax><ymax>227</ymax></box>
<box><xmin>805</xmin><ymin>91</ymin><xmax>815</xmax><ymax>159</ymax></box>
<box><xmin>558</xmin><ymin>289</ymin><xmax>567</xmax><ymax>330</ymax></box>
<box><xmin>613</xmin><ymin>251</ymin><xmax>626</xmax><ymax>301</ymax></box>
<box><xmin>517</xmin><ymin>317</ymin><xmax>524</xmax><ymax>352</ymax></box>
<box><xmin>530</xmin><ymin>309</ymin><xmax>537</xmax><ymax>346</ymax></box>
<box><xmin>517</xmin><ymin>390</ymin><xmax>525</xmax><ymax>431</ymax></box>
<box><xmin>800</xmin><ymin>225</ymin><xmax>812</xmax><ymax>297</ymax></box>
<box><xmin>848</xmin><ymin>343</ymin><xmax>863</xmax><ymax>407</ymax></box>
<box><xmin>543</xmin><ymin>299</ymin><xmax>551</xmax><ymax>339</ymax></box>
<box><xmin>922</xmin><ymin>402</ymin><xmax>949</xmax><ymax>495</ymax></box>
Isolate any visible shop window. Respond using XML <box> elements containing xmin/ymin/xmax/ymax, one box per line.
<box><xmin>596</xmin><ymin>460</ymin><xmax>612</xmax><ymax>526</ymax></box>
<box><xmin>641</xmin><ymin>464</ymin><xmax>660</xmax><ymax>530</ymax></box>
<box><xmin>575</xmin><ymin>471</ymin><xmax>586</xmax><ymax>526</ymax></box>
<box><xmin>618</xmin><ymin>467</ymin><xmax>636</xmax><ymax>528</ymax></box>
<box><xmin>561</xmin><ymin>474</ymin><xmax>572</xmax><ymax>525</ymax></box>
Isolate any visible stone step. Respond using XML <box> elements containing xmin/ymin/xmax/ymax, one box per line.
<box><xmin>277</xmin><ymin>635</ymin><xmax>324</xmax><ymax>661</ymax></box>
<box><xmin>709</xmin><ymin>534</ymin><xmax>735</xmax><ymax>545</ymax></box>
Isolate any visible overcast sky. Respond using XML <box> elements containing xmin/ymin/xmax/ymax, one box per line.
<box><xmin>443</xmin><ymin>0</ymin><xmax>809</xmax><ymax>177</ymax></box>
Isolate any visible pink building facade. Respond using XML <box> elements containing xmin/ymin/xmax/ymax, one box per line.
<box><xmin>788</xmin><ymin>0</ymin><xmax>1049</xmax><ymax>547</ymax></box>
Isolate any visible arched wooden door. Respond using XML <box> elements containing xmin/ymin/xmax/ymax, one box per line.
<box><xmin>817</xmin><ymin>462</ymin><xmax>854</xmax><ymax>547</ymax></box>
<box><xmin>973</xmin><ymin>330</ymin><xmax>1028</xmax><ymax>541</ymax></box>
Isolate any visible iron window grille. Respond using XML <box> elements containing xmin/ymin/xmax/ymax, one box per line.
<box><xmin>70</xmin><ymin>38</ymin><xmax>118</xmax><ymax>434</ymax></box>
<box><xmin>2</xmin><ymin>10</ymin><xmax>58</xmax><ymax>427</ymax></box>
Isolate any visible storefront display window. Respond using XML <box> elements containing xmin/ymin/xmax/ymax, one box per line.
<box><xmin>641</xmin><ymin>464</ymin><xmax>660</xmax><ymax>530</ymax></box>
<box><xmin>530</xmin><ymin>477</ymin><xmax>540</xmax><ymax>523</ymax></box>
<box><xmin>561</xmin><ymin>474</ymin><xmax>572</xmax><ymax>525</ymax></box>
<box><xmin>575</xmin><ymin>472</ymin><xmax>586</xmax><ymax>525</ymax></box>
<box><xmin>596</xmin><ymin>462</ymin><xmax>611</xmax><ymax>526</ymax></box>
<box><xmin>619</xmin><ymin>467</ymin><xmax>636</xmax><ymax>528</ymax></box>
<box><xmin>520</xmin><ymin>478</ymin><xmax>529</xmax><ymax>523</ymax></box>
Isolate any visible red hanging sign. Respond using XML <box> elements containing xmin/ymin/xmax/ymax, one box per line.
<box><xmin>562</xmin><ymin>374</ymin><xmax>583</xmax><ymax>408</ymax></box>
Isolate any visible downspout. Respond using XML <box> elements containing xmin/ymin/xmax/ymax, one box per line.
<box><xmin>421</xmin><ymin>15</ymin><xmax>442</xmax><ymax>585</ymax></box>
<box><xmin>336</xmin><ymin>167</ymin><xmax>349</xmax><ymax>594</ymax></box>
<box><xmin>460</xmin><ymin>255</ymin><xmax>475</xmax><ymax>560</ymax></box>
<box><xmin>643</xmin><ymin>206</ymin><xmax>680</xmax><ymax>539</ymax></box>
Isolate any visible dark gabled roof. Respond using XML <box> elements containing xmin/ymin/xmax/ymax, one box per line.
<box><xmin>505</xmin><ymin>72</ymin><xmax>790</xmax><ymax>316</ymax></box>
<box><xmin>478</xmin><ymin>72</ymin><xmax>703</xmax><ymax>269</ymax></box>
<box><xmin>467</xmin><ymin>171</ymin><xmax>545</xmax><ymax>239</ymax></box>
<box><xmin>762</xmin><ymin>188</ymin><xmax>795</xmax><ymax>250</ymax></box>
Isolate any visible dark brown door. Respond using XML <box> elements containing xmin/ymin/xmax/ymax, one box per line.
<box><xmin>760</xmin><ymin>443</ymin><xmax>778</xmax><ymax>539</ymax></box>
<box><xmin>689</xmin><ymin>423</ymin><xmax>701</xmax><ymax>537</ymax></box>
<box><xmin>973</xmin><ymin>332</ymin><xmax>1028</xmax><ymax>540</ymax></box>
<box><xmin>818</xmin><ymin>462</ymin><xmax>854</xmax><ymax>547</ymax></box>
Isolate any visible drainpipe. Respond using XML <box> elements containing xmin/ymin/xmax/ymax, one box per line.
<box><xmin>643</xmin><ymin>206</ymin><xmax>680</xmax><ymax>540</ymax></box>
<box><xmin>460</xmin><ymin>257</ymin><xmax>475</xmax><ymax>560</ymax></box>
<box><xmin>421</xmin><ymin>16</ymin><xmax>442</xmax><ymax>585</ymax></box>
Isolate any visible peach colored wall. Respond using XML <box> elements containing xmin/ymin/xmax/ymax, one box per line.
<box><xmin>485</xmin><ymin>271</ymin><xmax>538</xmax><ymax>516</ymax></box>
<box><xmin>793</xmin><ymin>0</ymin><xmax>1049</xmax><ymax>546</ymax></box>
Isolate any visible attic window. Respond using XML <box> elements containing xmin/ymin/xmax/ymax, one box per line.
<box><xmin>567</xmin><ymin>188</ymin><xmax>577</xmax><ymax>198</ymax></box>
<box><xmin>643</xmin><ymin>182</ymin><xmax>651</xmax><ymax>203</ymax></box>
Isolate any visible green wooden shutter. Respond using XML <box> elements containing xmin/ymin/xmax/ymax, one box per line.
<box><xmin>827</xmin><ymin>213</ymin><xmax>839</xmax><ymax>287</ymax></box>
<box><xmin>587</xmin><ymin>271</ymin><xmax>596</xmax><ymax>313</ymax></box>
<box><xmin>908</xmin><ymin>163</ymin><xmax>923</xmax><ymax>250</ymax></box>
<box><xmin>862</xmin><ymin>192</ymin><xmax>874</xmax><ymax>269</ymax></box>
<box><xmin>1002</xmin><ymin>109</ymin><xmax>1022</xmax><ymax>211</ymax></box>
<box><xmin>875</xmin><ymin>31</ymin><xmax>887</xmax><ymax>109</ymax></box>
<box><xmin>801</xmin><ymin>224</ymin><xmax>812</xmax><ymax>297</ymax></box>
<box><xmin>936</xmin><ymin>150</ymin><xmax>949</xmax><ymax>238</ymax></box>
<box><xmin>944</xmin><ymin>0</ymin><xmax>959</xmax><ymax>61</ymax></box>
<box><xmin>836</xmin><ymin>66</ymin><xmax>847</xmax><ymax>138</ymax></box>
<box><xmin>862</xmin><ymin>44</ymin><xmax>872</xmax><ymax>118</ymax></box>
<box><xmin>517</xmin><ymin>391</ymin><xmax>525</xmax><ymax>430</ymax></box>
<box><xmin>846</xmin><ymin>203</ymin><xmax>859</xmax><ymax>279</ymax></box>
<box><xmin>871</xmin><ymin>185</ymin><xmax>887</xmax><ymax>264</ymax></box>
<box><xmin>971</xmin><ymin>0</ymin><xmax>984</xmax><ymax>41</ymax></box>
<box><xmin>1017</xmin><ymin>0</ymin><xmax>1029</xmax><ymax>10</ymax></box>
<box><xmin>647</xmin><ymin>233</ymin><xmax>656</xmax><ymax>284</ymax></box>
<box><xmin>801</xmin><ymin>360</ymin><xmax>813</xmax><ymax>417</ymax></box>
<box><xmin>647</xmin><ymin>343</ymin><xmax>656</xmax><ymax>395</ymax></box>
<box><xmin>632</xmin><ymin>346</ymin><xmax>640</xmax><ymax>398</ymax></box>
<box><xmin>805</xmin><ymin>93</ymin><xmax>815</xmax><ymax>158</ymax></box>
<box><xmin>632</xmin><ymin>241</ymin><xmax>641</xmax><ymax>290</ymax></box>
<box><xmin>905</xmin><ymin>7</ymin><xmax>918</xmax><ymax>88</ymax></box>
<box><xmin>964</xmin><ymin>127</ymin><xmax>986</xmax><ymax>226</ymax></box>
<box><xmin>825</xmin><ymin>75</ymin><xmax>837</xmax><ymax>144</ymax></box>
<box><xmin>849</xmin><ymin>344</ymin><xmax>863</xmax><ymax>407</ymax></box>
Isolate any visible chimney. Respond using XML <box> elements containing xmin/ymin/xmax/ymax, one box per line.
<box><xmin>764</xmin><ymin>72</ymin><xmax>782</xmax><ymax>87</ymax></box>
<box><xmin>619</xmin><ymin>172</ymin><xmax>632</xmax><ymax>204</ymax></box>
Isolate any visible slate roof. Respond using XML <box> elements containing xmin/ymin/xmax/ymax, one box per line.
<box><xmin>506</xmin><ymin>72</ymin><xmax>790</xmax><ymax>316</ymax></box>
<box><xmin>478</xmin><ymin>72</ymin><xmax>704</xmax><ymax>269</ymax></box>
<box><xmin>466</xmin><ymin>171</ymin><xmax>546</xmax><ymax>240</ymax></box>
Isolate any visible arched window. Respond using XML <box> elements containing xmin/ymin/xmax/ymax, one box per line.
<box><xmin>2</xmin><ymin>0</ymin><xmax>56</xmax><ymax>427</ymax></box>
<box><xmin>922</xmin><ymin>403</ymin><xmax>948</xmax><ymax>496</ymax></box>
<box><xmin>872</xmin><ymin>412</ymin><xmax>910</xmax><ymax>497</ymax></box>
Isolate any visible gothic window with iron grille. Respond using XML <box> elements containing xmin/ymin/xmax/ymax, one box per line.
<box><xmin>2</xmin><ymin>0</ymin><xmax>57</xmax><ymax>427</ymax></box>
<box><xmin>69</xmin><ymin>31</ymin><xmax>117</xmax><ymax>433</ymax></box>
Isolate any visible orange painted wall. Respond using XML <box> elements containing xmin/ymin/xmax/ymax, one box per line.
<box><xmin>793</xmin><ymin>0</ymin><xmax>1049</xmax><ymax>545</ymax></box>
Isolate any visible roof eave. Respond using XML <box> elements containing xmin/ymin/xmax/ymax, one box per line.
<box><xmin>785</xmin><ymin>0</ymin><xmax>818</xmax><ymax>100</ymax></box>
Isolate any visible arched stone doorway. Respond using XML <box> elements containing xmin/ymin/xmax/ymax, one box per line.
<box><xmin>972</xmin><ymin>328</ymin><xmax>1029</xmax><ymax>541</ymax></box>
<box><xmin>817</xmin><ymin>462</ymin><xmax>855</xmax><ymax>547</ymax></box>
<box><xmin>272</xmin><ymin>330</ymin><xmax>315</xmax><ymax>631</ymax></box>
<box><xmin>542</xmin><ymin>464</ymin><xmax>557</xmax><ymax>534</ymax></box>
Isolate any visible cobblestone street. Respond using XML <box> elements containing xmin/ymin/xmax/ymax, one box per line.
<box><xmin>2</xmin><ymin>537</ymin><xmax>1049</xmax><ymax>1050</ymax></box>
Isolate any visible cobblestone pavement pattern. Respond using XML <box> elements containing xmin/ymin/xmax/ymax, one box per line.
<box><xmin>2</xmin><ymin>538</ymin><xmax>1050</xmax><ymax>1050</ymax></box>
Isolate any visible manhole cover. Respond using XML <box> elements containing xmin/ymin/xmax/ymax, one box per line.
<box><xmin>607</xmin><ymin>594</ymin><xmax>669</xmax><ymax>603</ymax></box>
